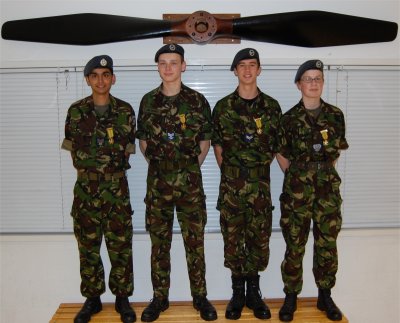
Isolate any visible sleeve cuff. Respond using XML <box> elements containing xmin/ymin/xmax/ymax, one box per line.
<box><xmin>339</xmin><ymin>138</ymin><xmax>349</xmax><ymax>150</ymax></box>
<box><xmin>61</xmin><ymin>139</ymin><xmax>73</xmax><ymax>151</ymax></box>
<box><xmin>125</xmin><ymin>143</ymin><xmax>136</xmax><ymax>154</ymax></box>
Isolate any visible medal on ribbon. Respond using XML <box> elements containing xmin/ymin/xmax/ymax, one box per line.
<box><xmin>320</xmin><ymin>129</ymin><xmax>329</xmax><ymax>145</ymax></box>
<box><xmin>179</xmin><ymin>114</ymin><xmax>187</xmax><ymax>130</ymax></box>
<box><xmin>106</xmin><ymin>127</ymin><xmax>114</xmax><ymax>144</ymax></box>
<box><xmin>254</xmin><ymin>118</ymin><xmax>262</xmax><ymax>134</ymax></box>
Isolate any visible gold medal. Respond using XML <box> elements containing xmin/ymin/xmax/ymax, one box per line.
<box><xmin>106</xmin><ymin>127</ymin><xmax>114</xmax><ymax>144</ymax></box>
<box><xmin>320</xmin><ymin>129</ymin><xmax>329</xmax><ymax>145</ymax></box>
<box><xmin>179</xmin><ymin>114</ymin><xmax>187</xmax><ymax>130</ymax></box>
<box><xmin>254</xmin><ymin>118</ymin><xmax>262</xmax><ymax>134</ymax></box>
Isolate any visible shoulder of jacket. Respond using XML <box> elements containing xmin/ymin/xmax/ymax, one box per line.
<box><xmin>112</xmin><ymin>96</ymin><xmax>133</xmax><ymax>109</ymax></box>
<box><xmin>68</xmin><ymin>96</ymin><xmax>92</xmax><ymax>113</ymax></box>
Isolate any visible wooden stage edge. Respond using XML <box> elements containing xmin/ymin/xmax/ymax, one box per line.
<box><xmin>50</xmin><ymin>297</ymin><xmax>349</xmax><ymax>322</ymax></box>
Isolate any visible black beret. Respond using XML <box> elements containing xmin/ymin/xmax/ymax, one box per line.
<box><xmin>84</xmin><ymin>55</ymin><xmax>113</xmax><ymax>76</ymax></box>
<box><xmin>294</xmin><ymin>59</ymin><xmax>324</xmax><ymax>83</ymax></box>
<box><xmin>230</xmin><ymin>48</ymin><xmax>260</xmax><ymax>71</ymax></box>
<box><xmin>154</xmin><ymin>43</ymin><xmax>185</xmax><ymax>62</ymax></box>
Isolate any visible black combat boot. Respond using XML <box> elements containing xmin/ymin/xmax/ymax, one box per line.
<box><xmin>225</xmin><ymin>275</ymin><xmax>246</xmax><ymax>320</ymax></box>
<box><xmin>141</xmin><ymin>297</ymin><xmax>169</xmax><ymax>322</ymax></box>
<box><xmin>245</xmin><ymin>275</ymin><xmax>271</xmax><ymax>319</ymax></box>
<box><xmin>193</xmin><ymin>295</ymin><xmax>218</xmax><ymax>321</ymax></box>
<box><xmin>317</xmin><ymin>289</ymin><xmax>343</xmax><ymax>321</ymax></box>
<box><xmin>279</xmin><ymin>293</ymin><xmax>297</xmax><ymax>322</ymax></box>
<box><xmin>74</xmin><ymin>296</ymin><xmax>102</xmax><ymax>323</ymax></box>
<box><xmin>115</xmin><ymin>296</ymin><xmax>136</xmax><ymax>323</ymax></box>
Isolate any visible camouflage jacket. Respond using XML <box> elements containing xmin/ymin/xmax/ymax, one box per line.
<box><xmin>61</xmin><ymin>95</ymin><xmax>136</xmax><ymax>173</ymax></box>
<box><xmin>212</xmin><ymin>88</ymin><xmax>282</xmax><ymax>168</ymax></box>
<box><xmin>136</xmin><ymin>83</ymin><xmax>212</xmax><ymax>160</ymax></box>
<box><xmin>278</xmin><ymin>99</ymin><xmax>349</xmax><ymax>162</ymax></box>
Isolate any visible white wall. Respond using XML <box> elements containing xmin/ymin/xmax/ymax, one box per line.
<box><xmin>1</xmin><ymin>229</ymin><xmax>399</xmax><ymax>323</ymax></box>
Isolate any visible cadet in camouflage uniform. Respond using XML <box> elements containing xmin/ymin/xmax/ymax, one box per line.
<box><xmin>61</xmin><ymin>55</ymin><xmax>137</xmax><ymax>323</ymax></box>
<box><xmin>276</xmin><ymin>60</ymin><xmax>349</xmax><ymax>322</ymax></box>
<box><xmin>136</xmin><ymin>44</ymin><xmax>217</xmax><ymax>322</ymax></box>
<box><xmin>212</xmin><ymin>48</ymin><xmax>282</xmax><ymax>320</ymax></box>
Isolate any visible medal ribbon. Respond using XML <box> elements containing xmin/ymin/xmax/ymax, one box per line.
<box><xmin>320</xmin><ymin>129</ymin><xmax>329</xmax><ymax>145</ymax></box>
<box><xmin>179</xmin><ymin>114</ymin><xmax>187</xmax><ymax>130</ymax></box>
<box><xmin>254</xmin><ymin>117</ymin><xmax>262</xmax><ymax>134</ymax></box>
<box><xmin>106</xmin><ymin>127</ymin><xmax>114</xmax><ymax>144</ymax></box>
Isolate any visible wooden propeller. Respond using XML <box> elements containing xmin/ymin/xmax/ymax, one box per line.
<box><xmin>1</xmin><ymin>10</ymin><xmax>398</xmax><ymax>47</ymax></box>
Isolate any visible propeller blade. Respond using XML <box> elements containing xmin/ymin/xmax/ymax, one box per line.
<box><xmin>1</xmin><ymin>13</ymin><xmax>173</xmax><ymax>45</ymax></box>
<box><xmin>1</xmin><ymin>10</ymin><xmax>398</xmax><ymax>47</ymax></box>
<box><xmin>232</xmin><ymin>11</ymin><xmax>398</xmax><ymax>47</ymax></box>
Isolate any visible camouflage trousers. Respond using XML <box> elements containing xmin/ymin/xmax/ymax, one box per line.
<box><xmin>145</xmin><ymin>161</ymin><xmax>208</xmax><ymax>298</ymax></box>
<box><xmin>279</xmin><ymin>167</ymin><xmax>343</xmax><ymax>294</ymax></box>
<box><xmin>217</xmin><ymin>173</ymin><xmax>273</xmax><ymax>276</ymax></box>
<box><xmin>71</xmin><ymin>176</ymin><xmax>134</xmax><ymax>298</ymax></box>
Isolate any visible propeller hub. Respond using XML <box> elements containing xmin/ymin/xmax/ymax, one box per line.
<box><xmin>185</xmin><ymin>11</ymin><xmax>217</xmax><ymax>44</ymax></box>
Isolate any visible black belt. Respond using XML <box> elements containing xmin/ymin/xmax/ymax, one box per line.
<box><xmin>150</xmin><ymin>157</ymin><xmax>198</xmax><ymax>171</ymax></box>
<box><xmin>291</xmin><ymin>161</ymin><xmax>333</xmax><ymax>171</ymax></box>
<box><xmin>77</xmin><ymin>171</ymin><xmax>125</xmax><ymax>181</ymax></box>
<box><xmin>222</xmin><ymin>164</ymin><xmax>270</xmax><ymax>179</ymax></box>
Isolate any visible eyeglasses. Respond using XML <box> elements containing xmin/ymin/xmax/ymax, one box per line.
<box><xmin>301</xmin><ymin>76</ymin><xmax>324</xmax><ymax>83</ymax></box>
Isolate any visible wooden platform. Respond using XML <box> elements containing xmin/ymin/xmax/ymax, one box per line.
<box><xmin>50</xmin><ymin>298</ymin><xmax>348</xmax><ymax>322</ymax></box>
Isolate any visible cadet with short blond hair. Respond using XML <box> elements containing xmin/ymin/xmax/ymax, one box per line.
<box><xmin>137</xmin><ymin>44</ymin><xmax>217</xmax><ymax>322</ymax></box>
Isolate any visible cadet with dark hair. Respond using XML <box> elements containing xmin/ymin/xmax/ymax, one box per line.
<box><xmin>212</xmin><ymin>48</ymin><xmax>282</xmax><ymax>320</ymax></box>
<box><xmin>277</xmin><ymin>59</ymin><xmax>349</xmax><ymax>322</ymax></box>
<box><xmin>136</xmin><ymin>44</ymin><xmax>217</xmax><ymax>322</ymax></box>
<box><xmin>61</xmin><ymin>55</ymin><xmax>137</xmax><ymax>323</ymax></box>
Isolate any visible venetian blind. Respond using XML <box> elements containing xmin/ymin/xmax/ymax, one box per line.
<box><xmin>0</xmin><ymin>65</ymin><xmax>398</xmax><ymax>232</ymax></box>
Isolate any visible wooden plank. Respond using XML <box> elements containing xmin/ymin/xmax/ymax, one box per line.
<box><xmin>50</xmin><ymin>298</ymin><xmax>348</xmax><ymax>322</ymax></box>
